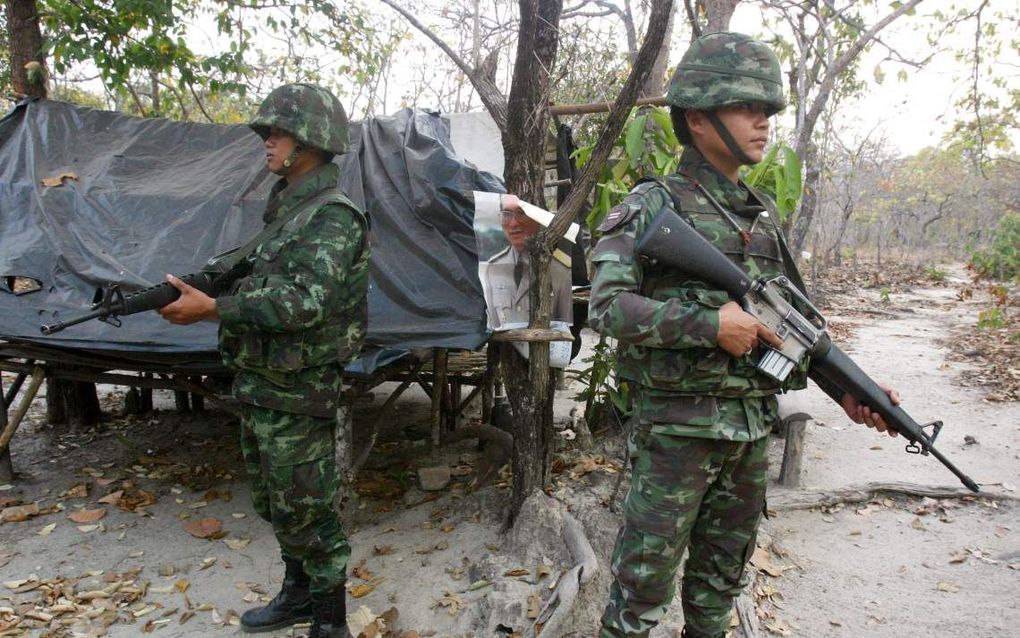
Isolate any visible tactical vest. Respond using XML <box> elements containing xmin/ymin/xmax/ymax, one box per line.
<box><xmin>616</xmin><ymin>175</ymin><xmax>808</xmax><ymax>398</ymax></box>
<box><xmin>219</xmin><ymin>190</ymin><xmax>369</xmax><ymax>381</ymax></box>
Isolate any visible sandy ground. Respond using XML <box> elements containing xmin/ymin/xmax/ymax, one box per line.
<box><xmin>0</xmin><ymin>265</ymin><xmax>1017</xmax><ymax>637</ymax></box>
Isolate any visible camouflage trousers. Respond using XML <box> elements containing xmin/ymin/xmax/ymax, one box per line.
<box><xmin>600</xmin><ymin>429</ymin><xmax>768</xmax><ymax>638</ymax></box>
<box><xmin>239</xmin><ymin>404</ymin><xmax>351</xmax><ymax>595</ymax></box>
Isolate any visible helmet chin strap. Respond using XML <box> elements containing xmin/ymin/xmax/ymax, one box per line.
<box><xmin>280</xmin><ymin>143</ymin><xmax>305</xmax><ymax>173</ymax></box>
<box><xmin>706</xmin><ymin>111</ymin><xmax>755</xmax><ymax>166</ymax></box>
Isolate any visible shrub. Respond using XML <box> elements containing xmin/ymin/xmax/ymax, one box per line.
<box><xmin>970</xmin><ymin>212</ymin><xmax>1020</xmax><ymax>280</ymax></box>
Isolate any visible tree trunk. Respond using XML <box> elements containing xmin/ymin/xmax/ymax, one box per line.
<box><xmin>640</xmin><ymin>3</ymin><xmax>676</xmax><ymax>97</ymax></box>
<box><xmin>501</xmin><ymin>0</ymin><xmax>563</xmax><ymax>524</ymax></box>
<box><xmin>46</xmin><ymin>374</ymin><xmax>102</xmax><ymax>430</ymax></box>
<box><xmin>6</xmin><ymin>0</ymin><xmax>47</xmax><ymax>97</ymax></box>
<box><xmin>788</xmin><ymin>140</ymin><xmax>819</xmax><ymax>254</ymax></box>
<box><xmin>702</xmin><ymin>0</ymin><xmax>741</xmax><ymax>33</ymax></box>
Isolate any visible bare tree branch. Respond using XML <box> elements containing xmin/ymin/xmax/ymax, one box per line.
<box><xmin>545</xmin><ymin>0</ymin><xmax>675</xmax><ymax>247</ymax></box>
<box><xmin>187</xmin><ymin>82</ymin><xmax>215</xmax><ymax>123</ymax></box>
<box><xmin>799</xmin><ymin>0</ymin><xmax>925</xmax><ymax>152</ymax></box>
<box><xmin>379</xmin><ymin>0</ymin><xmax>508</xmax><ymax>131</ymax></box>
<box><xmin>683</xmin><ymin>0</ymin><xmax>701</xmax><ymax>39</ymax></box>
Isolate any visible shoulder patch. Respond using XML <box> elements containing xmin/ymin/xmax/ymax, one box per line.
<box><xmin>598</xmin><ymin>201</ymin><xmax>640</xmax><ymax>233</ymax></box>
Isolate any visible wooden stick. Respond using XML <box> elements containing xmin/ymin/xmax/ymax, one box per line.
<box><xmin>0</xmin><ymin>365</ymin><xmax>45</xmax><ymax>451</ymax></box>
<box><xmin>353</xmin><ymin>359</ymin><xmax>425</xmax><ymax>474</ymax></box>
<box><xmin>431</xmin><ymin>348</ymin><xmax>448</xmax><ymax>450</ymax></box>
<box><xmin>488</xmin><ymin>328</ymin><xmax>573</xmax><ymax>343</ymax></box>
<box><xmin>769</xmin><ymin>482</ymin><xmax>1018</xmax><ymax>511</ymax></box>
<box><xmin>549</xmin><ymin>96</ymin><xmax>667</xmax><ymax>116</ymax></box>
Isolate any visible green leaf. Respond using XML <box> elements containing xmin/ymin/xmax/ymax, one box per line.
<box><xmin>782</xmin><ymin>146</ymin><xmax>802</xmax><ymax>200</ymax></box>
<box><xmin>648</xmin><ymin>107</ymin><xmax>678</xmax><ymax>148</ymax></box>
<box><xmin>745</xmin><ymin>145</ymin><xmax>778</xmax><ymax>188</ymax></box>
<box><xmin>624</xmin><ymin>114</ymin><xmax>647</xmax><ymax>168</ymax></box>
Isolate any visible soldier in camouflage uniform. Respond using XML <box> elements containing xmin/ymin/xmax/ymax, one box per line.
<box><xmin>590</xmin><ymin>33</ymin><xmax>899</xmax><ymax>638</ymax></box>
<box><xmin>159</xmin><ymin>83</ymin><xmax>368</xmax><ymax>638</ymax></box>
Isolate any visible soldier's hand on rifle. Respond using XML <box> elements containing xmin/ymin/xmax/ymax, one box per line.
<box><xmin>717</xmin><ymin>301</ymin><xmax>784</xmax><ymax>358</ymax></box>
<box><xmin>158</xmin><ymin>274</ymin><xmax>218</xmax><ymax>325</ymax></box>
<box><xmin>841</xmin><ymin>384</ymin><xmax>901</xmax><ymax>438</ymax></box>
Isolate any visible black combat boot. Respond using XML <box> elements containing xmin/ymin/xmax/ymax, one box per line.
<box><xmin>307</xmin><ymin>587</ymin><xmax>351</xmax><ymax>638</ymax></box>
<box><xmin>240</xmin><ymin>557</ymin><xmax>313</xmax><ymax>632</ymax></box>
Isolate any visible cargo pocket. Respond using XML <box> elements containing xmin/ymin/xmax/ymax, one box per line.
<box><xmin>263</xmin><ymin>416</ymin><xmax>334</xmax><ymax>467</ymax></box>
<box><xmin>266</xmin><ymin>332</ymin><xmax>305</xmax><ymax>373</ymax></box>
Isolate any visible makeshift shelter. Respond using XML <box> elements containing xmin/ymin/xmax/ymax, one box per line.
<box><xmin>0</xmin><ymin>98</ymin><xmax>505</xmax><ymax>471</ymax></box>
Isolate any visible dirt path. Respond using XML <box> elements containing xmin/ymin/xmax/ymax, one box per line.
<box><xmin>1</xmin><ymin>265</ymin><xmax>1016</xmax><ymax>638</ymax></box>
<box><xmin>753</xmin><ymin>267</ymin><xmax>1020</xmax><ymax>638</ymax></box>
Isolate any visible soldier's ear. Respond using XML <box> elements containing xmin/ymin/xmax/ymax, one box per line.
<box><xmin>686</xmin><ymin>109</ymin><xmax>710</xmax><ymax>138</ymax></box>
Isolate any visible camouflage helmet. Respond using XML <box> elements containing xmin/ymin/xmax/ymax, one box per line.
<box><xmin>666</xmin><ymin>32</ymin><xmax>785</xmax><ymax>116</ymax></box>
<box><xmin>249</xmin><ymin>83</ymin><xmax>350</xmax><ymax>155</ymax></box>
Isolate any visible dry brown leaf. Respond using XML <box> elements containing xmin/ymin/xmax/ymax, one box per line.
<box><xmin>117</xmin><ymin>488</ymin><xmax>158</xmax><ymax>512</ymax></box>
<box><xmin>373</xmin><ymin>544</ymin><xmax>395</xmax><ymax>556</ymax></box>
<box><xmin>379</xmin><ymin>607</ymin><xmax>399</xmax><ymax>627</ymax></box>
<box><xmin>223</xmin><ymin>537</ymin><xmax>251</xmax><ymax>550</ymax></box>
<box><xmin>66</xmin><ymin>482</ymin><xmax>89</xmax><ymax>498</ymax></box>
<box><xmin>436</xmin><ymin>591</ymin><xmax>464</xmax><ymax>616</ymax></box>
<box><xmin>98</xmin><ymin>490</ymin><xmax>123</xmax><ymax>505</ymax></box>
<box><xmin>1</xmin><ymin>503</ymin><xmax>40</xmax><ymax>523</ymax></box>
<box><xmin>175</xmin><ymin>579</ymin><xmax>190</xmax><ymax>593</ymax></box>
<box><xmin>527</xmin><ymin>593</ymin><xmax>541</xmax><ymax>619</ymax></box>
<box><xmin>40</xmin><ymin>171</ymin><xmax>78</xmax><ymax>187</ymax></box>
<box><xmin>750</xmin><ymin>547</ymin><xmax>784</xmax><ymax>578</ymax></box>
<box><xmin>348</xmin><ymin>577</ymin><xmax>384</xmax><ymax>599</ymax></box>
<box><xmin>67</xmin><ymin>508</ymin><xmax>107</xmax><ymax>524</ymax></box>
<box><xmin>183</xmin><ymin>518</ymin><xmax>222</xmax><ymax>539</ymax></box>
<box><xmin>504</xmin><ymin>568</ymin><xmax>530</xmax><ymax>577</ymax></box>
<box><xmin>937</xmin><ymin>581</ymin><xmax>960</xmax><ymax>593</ymax></box>
<box><xmin>352</xmin><ymin>560</ymin><xmax>374</xmax><ymax>581</ymax></box>
<box><xmin>0</xmin><ymin>495</ymin><xmax>20</xmax><ymax>509</ymax></box>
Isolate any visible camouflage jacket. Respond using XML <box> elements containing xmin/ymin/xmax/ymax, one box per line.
<box><xmin>589</xmin><ymin>146</ymin><xmax>807</xmax><ymax>440</ymax></box>
<box><xmin>217</xmin><ymin>162</ymin><xmax>369</xmax><ymax>418</ymax></box>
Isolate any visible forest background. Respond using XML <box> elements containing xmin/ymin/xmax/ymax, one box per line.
<box><xmin>3</xmin><ymin>0</ymin><xmax>1018</xmax><ymax>275</ymax></box>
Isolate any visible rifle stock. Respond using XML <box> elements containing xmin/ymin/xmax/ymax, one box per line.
<box><xmin>635</xmin><ymin>208</ymin><xmax>980</xmax><ymax>492</ymax></box>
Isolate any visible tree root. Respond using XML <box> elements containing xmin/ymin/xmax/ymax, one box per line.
<box><xmin>447</xmin><ymin>423</ymin><xmax>513</xmax><ymax>487</ymax></box>
<box><xmin>526</xmin><ymin>511</ymin><xmax>598</xmax><ymax>638</ymax></box>
<box><xmin>769</xmin><ymin>481</ymin><xmax>1018</xmax><ymax>511</ymax></box>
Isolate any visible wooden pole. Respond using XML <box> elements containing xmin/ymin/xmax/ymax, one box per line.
<box><xmin>430</xmin><ymin>348</ymin><xmax>449</xmax><ymax>450</ymax></box>
<box><xmin>0</xmin><ymin>365</ymin><xmax>45</xmax><ymax>478</ymax></box>
<box><xmin>549</xmin><ymin>96</ymin><xmax>667</xmax><ymax>116</ymax></box>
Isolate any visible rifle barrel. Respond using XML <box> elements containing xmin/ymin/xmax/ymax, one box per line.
<box><xmin>812</xmin><ymin>343</ymin><xmax>980</xmax><ymax>492</ymax></box>
<box><xmin>40</xmin><ymin>309</ymin><xmax>108</xmax><ymax>335</ymax></box>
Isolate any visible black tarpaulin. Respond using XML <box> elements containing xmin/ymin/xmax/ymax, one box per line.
<box><xmin>0</xmin><ymin>98</ymin><xmax>502</xmax><ymax>371</ymax></box>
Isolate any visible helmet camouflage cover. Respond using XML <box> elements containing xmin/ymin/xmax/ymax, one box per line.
<box><xmin>249</xmin><ymin>83</ymin><xmax>350</xmax><ymax>155</ymax></box>
<box><xmin>666</xmin><ymin>32</ymin><xmax>785</xmax><ymax>116</ymax></box>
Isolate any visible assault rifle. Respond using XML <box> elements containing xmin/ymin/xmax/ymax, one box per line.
<box><xmin>634</xmin><ymin>209</ymin><xmax>980</xmax><ymax>493</ymax></box>
<box><xmin>40</xmin><ymin>248</ymin><xmax>244</xmax><ymax>336</ymax></box>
